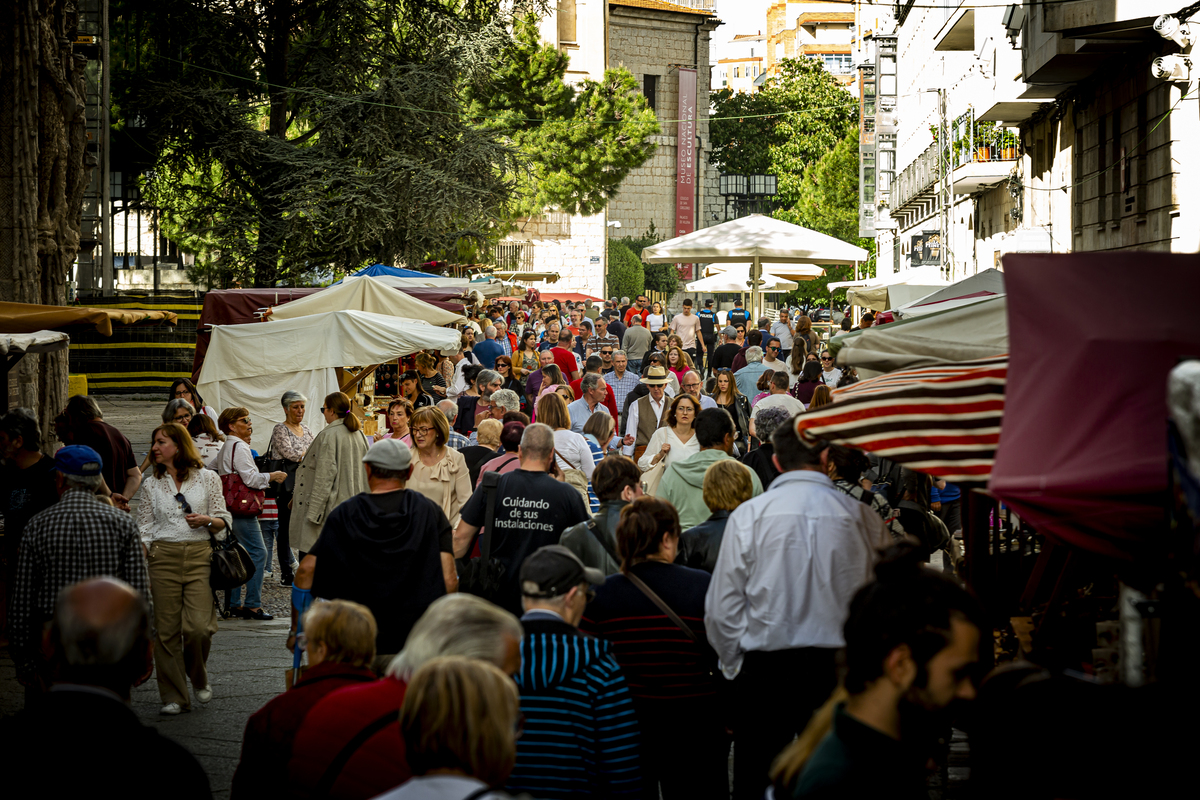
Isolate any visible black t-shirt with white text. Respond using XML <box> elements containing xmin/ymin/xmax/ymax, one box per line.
<box><xmin>697</xmin><ymin>308</ymin><xmax>718</xmax><ymax>340</ymax></box>
<box><xmin>459</xmin><ymin>469</ymin><xmax>589</xmax><ymax>615</ymax></box>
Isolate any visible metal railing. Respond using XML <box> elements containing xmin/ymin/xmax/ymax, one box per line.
<box><xmin>950</xmin><ymin>108</ymin><xmax>1020</xmax><ymax>170</ymax></box>
<box><xmin>894</xmin><ymin>141</ymin><xmax>940</xmax><ymax>210</ymax></box>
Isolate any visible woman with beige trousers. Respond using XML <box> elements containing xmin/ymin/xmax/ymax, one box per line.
<box><xmin>291</xmin><ymin>392</ymin><xmax>370</xmax><ymax>555</ymax></box>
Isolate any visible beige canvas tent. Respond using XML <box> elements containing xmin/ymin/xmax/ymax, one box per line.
<box><xmin>266</xmin><ymin>275</ymin><xmax>466</xmax><ymax>326</ymax></box>
<box><xmin>197</xmin><ymin>310</ymin><xmax>460</xmax><ymax>451</ymax></box>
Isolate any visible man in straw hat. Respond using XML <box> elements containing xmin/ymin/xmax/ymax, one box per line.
<box><xmin>620</xmin><ymin>365</ymin><xmax>671</xmax><ymax>463</ymax></box>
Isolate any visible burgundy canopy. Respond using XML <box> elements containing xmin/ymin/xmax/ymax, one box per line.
<box><xmin>191</xmin><ymin>287</ymin><xmax>467</xmax><ymax>381</ymax></box>
<box><xmin>988</xmin><ymin>252</ymin><xmax>1200</xmax><ymax>559</ymax></box>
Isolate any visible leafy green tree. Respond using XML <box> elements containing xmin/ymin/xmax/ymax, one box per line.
<box><xmin>607</xmin><ymin>240</ymin><xmax>644</xmax><ymax>300</ymax></box>
<box><xmin>710</xmin><ymin>57</ymin><xmax>856</xmax><ymax>184</ymax></box>
<box><xmin>466</xmin><ymin>14</ymin><xmax>660</xmax><ymax>217</ymax></box>
<box><xmin>112</xmin><ymin>0</ymin><xmax>524</xmax><ymax>286</ymax></box>
<box><xmin>614</xmin><ymin>223</ymin><xmax>677</xmax><ymax>297</ymax></box>
<box><xmin>776</xmin><ymin>130</ymin><xmax>875</xmax><ymax>304</ymax></box>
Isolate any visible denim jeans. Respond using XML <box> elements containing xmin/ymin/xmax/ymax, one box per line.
<box><xmin>228</xmin><ymin>516</ymin><xmax>266</xmax><ymax>609</ymax></box>
<box><xmin>628</xmin><ymin>358</ymin><xmax>642</xmax><ymax>375</ymax></box>
<box><xmin>259</xmin><ymin>518</ymin><xmax>279</xmax><ymax>574</ymax></box>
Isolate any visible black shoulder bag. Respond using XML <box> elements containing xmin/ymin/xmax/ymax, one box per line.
<box><xmin>458</xmin><ymin>470</ymin><xmax>506</xmax><ymax>602</ymax></box>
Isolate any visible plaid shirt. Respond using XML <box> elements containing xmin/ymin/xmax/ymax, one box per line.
<box><xmin>604</xmin><ymin>369</ymin><xmax>641</xmax><ymax>413</ymax></box>
<box><xmin>9</xmin><ymin>489</ymin><xmax>152</xmax><ymax>680</ymax></box>
<box><xmin>446</xmin><ymin>431</ymin><xmax>471</xmax><ymax>451</ymax></box>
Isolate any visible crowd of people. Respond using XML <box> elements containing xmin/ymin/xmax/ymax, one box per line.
<box><xmin>1</xmin><ymin>295</ymin><xmax>981</xmax><ymax>800</ymax></box>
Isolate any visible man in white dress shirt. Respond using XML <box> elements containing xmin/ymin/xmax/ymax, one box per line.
<box><xmin>705</xmin><ymin>421</ymin><xmax>887</xmax><ymax>800</ymax></box>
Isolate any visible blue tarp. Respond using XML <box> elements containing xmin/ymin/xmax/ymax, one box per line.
<box><xmin>353</xmin><ymin>264</ymin><xmax>432</xmax><ymax>279</ymax></box>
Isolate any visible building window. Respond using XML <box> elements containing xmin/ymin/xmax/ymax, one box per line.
<box><xmin>734</xmin><ymin>66</ymin><xmax>740</xmax><ymax>78</ymax></box>
<box><xmin>557</xmin><ymin>1</ymin><xmax>576</xmax><ymax>43</ymax></box>
<box><xmin>643</xmin><ymin>74</ymin><xmax>658</xmax><ymax>111</ymax></box>
<box><xmin>819</xmin><ymin>53</ymin><xmax>854</xmax><ymax>75</ymax></box>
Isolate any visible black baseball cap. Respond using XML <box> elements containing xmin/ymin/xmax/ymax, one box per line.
<box><xmin>520</xmin><ymin>545</ymin><xmax>604</xmax><ymax>598</ymax></box>
<box><xmin>704</xmin><ymin>298</ymin><xmax>713</xmax><ymax>306</ymax></box>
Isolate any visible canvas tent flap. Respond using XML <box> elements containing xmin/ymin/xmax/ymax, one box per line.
<box><xmin>0</xmin><ymin>301</ymin><xmax>177</xmax><ymax>337</ymax></box>
<box><xmin>831</xmin><ymin>295</ymin><xmax>1008</xmax><ymax>373</ymax></box>
<box><xmin>196</xmin><ymin>310</ymin><xmax>460</xmax><ymax>452</ymax></box>
<box><xmin>266</xmin><ymin>276</ymin><xmax>466</xmax><ymax>326</ymax></box>
<box><xmin>640</xmin><ymin>214</ymin><xmax>868</xmax><ymax>265</ymax></box>
<box><xmin>0</xmin><ymin>330</ymin><xmax>70</xmax><ymax>358</ymax></box>
<box><xmin>847</xmin><ymin>283</ymin><xmax>948</xmax><ymax>312</ymax></box>
<box><xmin>899</xmin><ymin>268</ymin><xmax>1005</xmax><ymax>313</ymax></box>
<box><xmin>988</xmin><ymin>252</ymin><xmax>1200</xmax><ymax>560</ymax></box>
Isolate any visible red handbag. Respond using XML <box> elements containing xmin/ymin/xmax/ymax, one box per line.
<box><xmin>221</xmin><ymin>441</ymin><xmax>265</xmax><ymax>518</ymax></box>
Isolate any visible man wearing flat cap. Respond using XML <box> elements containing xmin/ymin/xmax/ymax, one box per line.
<box><xmin>508</xmin><ymin>545</ymin><xmax>644</xmax><ymax>800</ymax></box>
<box><xmin>292</xmin><ymin>439</ymin><xmax>456</xmax><ymax>663</ymax></box>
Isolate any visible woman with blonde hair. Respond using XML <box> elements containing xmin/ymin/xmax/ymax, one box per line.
<box><xmin>138</xmin><ymin>422</ymin><xmax>232</xmax><ymax>714</ymax></box>
<box><xmin>808</xmin><ymin>384</ymin><xmax>834</xmax><ymax>410</ymax></box>
<box><xmin>580</xmin><ymin>497</ymin><xmax>725</xmax><ymax>800</ymax></box>
<box><xmin>677</xmin><ymin>458</ymin><xmax>757</xmax><ymax>572</ymax></box>
<box><xmin>374</xmin><ymin>657</ymin><xmax>520</xmax><ymax>800</ymax></box>
<box><xmin>291</xmin><ymin>392</ymin><xmax>370</xmax><ymax>558</ymax></box>
<box><xmin>215</xmin><ymin>408</ymin><xmax>287</xmax><ymax>620</ymax></box>
<box><xmin>712</xmin><ymin>368</ymin><xmax>751</xmax><ymax>451</ymax></box>
<box><xmin>407</xmin><ymin>406</ymin><xmax>472</xmax><ymax>528</ymax></box>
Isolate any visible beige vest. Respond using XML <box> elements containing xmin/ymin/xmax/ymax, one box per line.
<box><xmin>635</xmin><ymin>394</ymin><xmax>669</xmax><ymax>448</ymax></box>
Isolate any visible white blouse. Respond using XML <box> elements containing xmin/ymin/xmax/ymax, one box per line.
<box><xmin>638</xmin><ymin>426</ymin><xmax>700</xmax><ymax>472</ymax></box>
<box><xmin>137</xmin><ymin>468</ymin><xmax>231</xmax><ymax>544</ymax></box>
<box><xmin>214</xmin><ymin>437</ymin><xmax>271</xmax><ymax>489</ymax></box>
<box><xmin>553</xmin><ymin>429</ymin><xmax>596</xmax><ymax>480</ymax></box>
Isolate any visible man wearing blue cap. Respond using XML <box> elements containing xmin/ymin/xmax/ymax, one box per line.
<box><xmin>9</xmin><ymin>445</ymin><xmax>151</xmax><ymax>698</ymax></box>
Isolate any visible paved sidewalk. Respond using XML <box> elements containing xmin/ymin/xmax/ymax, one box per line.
<box><xmin>0</xmin><ymin>618</ymin><xmax>293</xmax><ymax>800</ymax></box>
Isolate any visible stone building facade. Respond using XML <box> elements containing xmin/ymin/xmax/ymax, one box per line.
<box><xmin>500</xmin><ymin>0</ymin><xmax>722</xmax><ymax>297</ymax></box>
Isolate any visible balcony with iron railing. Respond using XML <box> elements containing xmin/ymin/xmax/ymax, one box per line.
<box><xmin>894</xmin><ymin>108</ymin><xmax>1019</xmax><ymax>213</ymax></box>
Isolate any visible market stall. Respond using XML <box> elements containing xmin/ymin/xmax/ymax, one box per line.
<box><xmin>264</xmin><ymin>275</ymin><xmax>466</xmax><ymax>326</ymax></box>
<box><xmin>196</xmin><ymin>310</ymin><xmax>460</xmax><ymax>452</ymax></box>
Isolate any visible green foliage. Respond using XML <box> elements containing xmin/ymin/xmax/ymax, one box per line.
<box><xmin>710</xmin><ymin>57</ymin><xmax>857</xmax><ymax>184</ymax></box>
<box><xmin>111</xmin><ymin>0</ymin><xmax>532</xmax><ymax>287</ymax></box>
<box><xmin>466</xmin><ymin>15</ymin><xmax>659</xmax><ymax>217</ymax></box>
<box><xmin>615</xmin><ymin>223</ymin><xmax>676</xmax><ymax>296</ymax></box>
<box><xmin>607</xmin><ymin>240</ymin><xmax>644</xmax><ymax>300</ymax></box>
<box><xmin>775</xmin><ymin>129</ymin><xmax>875</xmax><ymax>304</ymax></box>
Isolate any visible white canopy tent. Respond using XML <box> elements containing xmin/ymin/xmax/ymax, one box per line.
<box><xmin>266</xmin><ymin>275</ymin><xmax>466</xmax><ymax>326</ymax></box>
<box><xmin>827</xmin><ymin>265</ymin><xmax>948</xmax><ymax>312</ymax></box>
<box><xmin>830</xmin><ymin>294</ymin><xmax>1007</xmax><ymax>373</ymax></box>
<box><xmin>196</xmin><ymin>310</ymin><xmax>461</xmax><ymax>452</ymax></box>
<box><xmin>641</xmin><ymin>215</ymin><xmax>868</xmax><ymax>318</ymax></box>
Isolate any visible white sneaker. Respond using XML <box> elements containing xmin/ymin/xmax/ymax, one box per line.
<box><xmin>197</xmin><ymin>686</ymin><xmax>213</xmax><ymax>704</ymax></box>
<box><xmin>263</xmin><ymin>570</ymin><xmax>274</xmax><ymax>578</ymax></box>
<box><xmin>160</xmin><ymin>702</ymin><xmax>184</xmax><ymax>715</ymax></box>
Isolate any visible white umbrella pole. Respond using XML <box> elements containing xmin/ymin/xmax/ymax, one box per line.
<box><xmin>752</xmin><ymin>256</ymin><xmax>760</xmax><ymax>322</ymax></box>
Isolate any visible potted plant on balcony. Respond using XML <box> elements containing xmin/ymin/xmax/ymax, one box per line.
<box><xmin>999</xmin><ymin>130</ymin><xmax>1018</xmax><ymax>160</ymax></box>
<box><xmin>974</xmin><ymin>122</ymin><xmax>997</xmax><ymax>162</ymax></box>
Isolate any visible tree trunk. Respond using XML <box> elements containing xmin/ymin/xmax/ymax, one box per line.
<box><xmin>1</xmin><ymin>0</ymin><xmax>93</xmax><ymax>451</ymax></box>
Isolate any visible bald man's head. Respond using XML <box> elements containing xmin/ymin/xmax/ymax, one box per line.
<box><xmin>50</xmin><ymin>577</ymin><xmax>152</xmax><ymax>697</ymax></box>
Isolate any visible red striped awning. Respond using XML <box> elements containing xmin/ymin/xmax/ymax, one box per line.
<box><xmin>794</xmin><ymin>356</ymin><xmax>1008</xmax><ymax>486</ymax></box>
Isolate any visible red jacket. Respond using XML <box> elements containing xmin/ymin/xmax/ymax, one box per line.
<box><xmin>568</xmin><ymin>377</ymin><xmax>619</xmax><ymax>422</ymax></box>
<box><xmin>287</xmin><ymin>676</ymin><xmax>410</xmax><ymax>800</ymax></box>
<box><xmin>232</xmin><ymin>662</ymin><xmax>376</xmax><ymax>800</ymax></box>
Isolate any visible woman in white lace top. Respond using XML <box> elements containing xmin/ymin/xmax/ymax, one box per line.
<box><xmin>137</xmin><ymin>422</ymin><xmax>232</xmax><ymax>716</ymax></box>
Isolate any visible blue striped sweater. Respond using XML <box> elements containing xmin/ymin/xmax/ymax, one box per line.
<box><xmin>508</xmin><ymin>616</ymin><xmax>643</xmax><ymax>800</ymax></box>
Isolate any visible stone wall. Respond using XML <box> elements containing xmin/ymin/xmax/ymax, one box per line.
<box><xmin>608</xmin><ymin>6</ymin><xmax>722</xmax><ymax>246</ymax></box>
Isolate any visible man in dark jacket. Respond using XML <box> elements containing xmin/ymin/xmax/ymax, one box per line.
<box><xmin>787</xmin><ymin>544</ymin><xmax>983</xmax><ymax>798</ymax></box>
<box><xmin>560</xmin><ymin>455</ymin><xmax>643</xmax><ymax>574</ymax></box>
<box><xmin>1</xmin><ymin>578</ymin><xmax>210</xmax><ymax>799</ymax></box>
<box><xmin>233</xmin><ymin>601</ymin><xmax>378</xmax><ymax>799</ymax></box>
<box><xmin>292</xmin><ymin>440</ymin><xmax>457</xmax><ymax>661</ymax></box>
<box><xmin>509</xmin><ymin>546</ymin><xmax>644</xmax><ymax>800</ymax></box>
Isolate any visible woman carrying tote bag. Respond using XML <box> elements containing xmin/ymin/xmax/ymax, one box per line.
<box><xmin>138</xmin><ymin>422</ymin><xmax>233</xmax><ymax>715</ymax></box>
<box><xmin>215</xmin><ymin>407</ymin><xmax>286</xmax><ymax>620</ymax></box>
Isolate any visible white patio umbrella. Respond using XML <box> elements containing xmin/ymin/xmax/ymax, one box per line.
<box><xmin>641</xmin><ymin>215</ymin><xmax>868</xmax><ymax>317</ymax></box>
<box><xmin>699</xmin><ymin>262</ymin><xmax>826</xmax><ymax>281</ymax></box>
<box><xmin>686</xmin><ymin>265</ymin><xmax>799</xmax><ymax>293</ymax></box>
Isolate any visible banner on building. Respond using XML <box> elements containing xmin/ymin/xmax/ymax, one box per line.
<box><xmin>676</xmin><ymin>68</ymin><xmax>697</xmax><ymax>281</ymax></box>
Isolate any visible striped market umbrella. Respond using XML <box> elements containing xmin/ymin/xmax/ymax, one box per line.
<box><xmin>794</xmin><ymin>356</ymin><xmax>1007</xmax><ymax>486</ymax></box>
